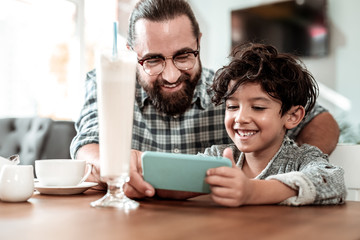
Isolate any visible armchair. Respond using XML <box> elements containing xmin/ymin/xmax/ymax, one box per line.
<box><xmin>0</xmin><ymin>117</ymin><xmax>76</xmax><ymax>170</ymax></box>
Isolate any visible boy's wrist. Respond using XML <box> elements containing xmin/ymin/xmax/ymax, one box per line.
<box><xmin>246</xmin><ymin>179</ymin><xmax>297</xmax><ymax>205</ymax></box>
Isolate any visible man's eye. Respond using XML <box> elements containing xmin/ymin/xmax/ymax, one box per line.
<box><xmin>144</xmin><ymin>58</ymin><xmax>163</xmax><ymax>66</ymax></box>
<box><xmin>174</xmin><ymin>53</ymin><xmax>190</xmax><ymax>62</ymax></box>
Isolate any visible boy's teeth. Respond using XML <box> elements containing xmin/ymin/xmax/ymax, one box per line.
<box><xmin>239</xmin><ymin>131</ymin><xmax>256</xmax><ymax>137</ymax></box>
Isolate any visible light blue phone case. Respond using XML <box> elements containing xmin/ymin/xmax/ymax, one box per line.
<box><xmin>141</xmin><ymin>151</ymin><xmax>232</xmax><ymax>193</ymax></box>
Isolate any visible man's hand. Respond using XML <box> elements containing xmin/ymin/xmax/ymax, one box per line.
<box><xmin>296</xmin><ymin>112</ymin><xmax>340</xmax><ymax>155</ymax></box>
<box><xmin>75</xmin><ymin>143</ymin><xmax>106</xmax><ymax>190</ymax></box>
<box><xmin>76</xmin><ymin>145</ymin><xmax>154</xmax><ymax>195</ymax></box>
<box><xmin>124</xmin><ymin>150</ymin><xmax>202</xmax><ymax>200</ymax></box>
<box><xmin>123</xmin><ymin>150</ymin><xmax>156</xmax><ymax>199</ymax></box>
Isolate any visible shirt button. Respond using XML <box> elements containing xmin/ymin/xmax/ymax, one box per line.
<box><xmin>173</xmin><ymin>148</ymin><xmax>180</xmax><ymax>153</ymax></box>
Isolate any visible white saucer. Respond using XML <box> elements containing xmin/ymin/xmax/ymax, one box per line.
<box><xmin>35</xmin><ymin>182</ymin><xmax>98</xmax><ymax>195</ymax></box>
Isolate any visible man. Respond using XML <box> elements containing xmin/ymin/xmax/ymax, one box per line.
<box><xmin>70</xmin><ymin>0</ymin><xmax>339</xmax><ymax>199</ymax></box>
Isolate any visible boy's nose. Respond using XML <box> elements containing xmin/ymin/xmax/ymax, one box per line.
<box><xmin>235</xmin><ymin>109</ymin><xmax>251</xmax><ymax>124</ymax></box>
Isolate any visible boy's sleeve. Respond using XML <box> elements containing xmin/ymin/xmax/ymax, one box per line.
<box><xmin>266</xmin><ymin>158</ymin><xmax>347</xmax><ymax>206</ymax></box>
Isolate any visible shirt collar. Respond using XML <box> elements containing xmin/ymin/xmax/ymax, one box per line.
<box><xmin>236</xmin><ymin>136</ymin><xmax>294</xmax><ymax>170</ymax></box>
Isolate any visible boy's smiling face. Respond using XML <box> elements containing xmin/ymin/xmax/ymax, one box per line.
<box><xmin>224</xmin><ymin>82</ymin><xmax>289</xmax><ymax>158</ymax></box>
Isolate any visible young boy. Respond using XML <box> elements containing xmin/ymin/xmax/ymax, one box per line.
<box><xmin>205</xmin><ymin>43</ymin><xmax>346</xmax><ymax>207</ymax></box>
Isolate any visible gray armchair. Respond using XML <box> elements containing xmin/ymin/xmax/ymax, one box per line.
<box><xmin>0</xmin><ymin>117</ymin><xmax>76</xmax><ymax>169</ymax></box>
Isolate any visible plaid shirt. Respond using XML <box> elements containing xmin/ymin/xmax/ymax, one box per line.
<box><xmin>70</xmin><ymin>67</ymin><xmax>326</xmax><ymax>158</ymax></box>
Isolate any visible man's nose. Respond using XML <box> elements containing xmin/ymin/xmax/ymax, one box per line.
<box><xmin>160</xmin><ymin>58</ymin><xmax>182</xmax><ymax>83</ymax></box>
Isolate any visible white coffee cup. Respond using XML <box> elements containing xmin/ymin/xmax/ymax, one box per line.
<box><xmin>35</xmin><ymin>159</ymin><xmax>92</xmax><ymax>186</ymax></box>
<box><xmin>0</xmin><ymin>165</ymin><xmax>34</xmax><ymax>202</ymax></box>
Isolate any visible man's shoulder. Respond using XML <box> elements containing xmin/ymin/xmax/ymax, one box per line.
<box><xmin>201</xmin><ymin>67</ymin><xmax>215</xmax><ymax>83</ymax></box>
<box><xmin>196</xmin><ymin>67</ymin><xmax>215</xmax><ymax>93</ymax></box>
<box><xmin>194</xmin><ymin>67</ymin><xmax>215</xmax><ymax>107</ymax></box>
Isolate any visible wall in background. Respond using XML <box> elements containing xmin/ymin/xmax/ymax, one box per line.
<box><xmin>189</xmin><ymin>0</ymin><xmax>360</xmax><ymax>140</ymax></box>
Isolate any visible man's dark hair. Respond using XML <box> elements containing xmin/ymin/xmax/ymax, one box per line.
<box><xmin>127</xmin><ymin>0</ymin><xmax>200</xmax><ymax>48</ymax></box>
<box><xmin>211</xmin><ymin>42</ymin><xmax>318</xmax><ymax>116</ymax></box>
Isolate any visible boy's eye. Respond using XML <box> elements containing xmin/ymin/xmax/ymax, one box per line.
<box><xmin>252</xmin><ymin>106</ymin><xmax>266</xmax><ymax>111</ymax></box>
<box><xmin>226</xmin><ymin>105</ymin><xmax>238</xmax><ymax>110</ymax></box>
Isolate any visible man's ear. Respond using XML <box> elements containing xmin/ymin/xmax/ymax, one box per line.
<box><xmin>284</xmin><ymin>106</ymin><xmax>305</xmax><ymax>130</ymax></box>
<box><xmin>198</xmin><ymin>33</ymin><xmax>202</xmax><ymax>45</ymax></box>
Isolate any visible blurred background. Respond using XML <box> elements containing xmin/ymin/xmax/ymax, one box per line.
<box><xmin>1</xmin><ymin>0</ymin><xmax>359</xmax><ymax>143</ymax></box>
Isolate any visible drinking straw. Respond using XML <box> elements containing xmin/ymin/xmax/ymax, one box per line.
<box><xmin>113</xmin><ymin>21</ymin><xmax>118</xmax><ymax>58</ymax></box>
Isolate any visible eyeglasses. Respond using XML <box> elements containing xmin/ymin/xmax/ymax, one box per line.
<box><xmin>137</xmin><ymin>49</ymin><xmax>199</xmax><ymax>76</ymax></box>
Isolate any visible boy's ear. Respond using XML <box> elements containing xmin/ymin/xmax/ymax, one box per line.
<box><xmin>284</xmin><ymin>106</ymin><xmax>305</xmax><ymax>130</ymax></box>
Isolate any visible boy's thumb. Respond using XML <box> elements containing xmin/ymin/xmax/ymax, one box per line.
<box><xmin>223</xmin><ymin>147</ymin><xmax>236</xmax><ymax>167</ymax></box>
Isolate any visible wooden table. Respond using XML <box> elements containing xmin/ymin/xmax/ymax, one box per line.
<box><xmin>1</xmin><ymin>189</ymin><xmax>359</xmax><ymax>240</ymax></box>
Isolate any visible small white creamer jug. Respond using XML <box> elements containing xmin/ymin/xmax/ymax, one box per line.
<box><xmin>0</xmin><ymin>165</ymin><xmax>34</xmax><ymax>202</ymax></box>
<box><xmin>0</xmin><ymin>154</ymin><xmax>20</xmax><ymax>172</ymax></box>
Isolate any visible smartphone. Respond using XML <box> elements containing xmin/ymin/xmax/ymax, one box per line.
<box><xmin>141</xmin><ymin>151</ymin><xmax>232</xmax><ymax>193</ymax></box>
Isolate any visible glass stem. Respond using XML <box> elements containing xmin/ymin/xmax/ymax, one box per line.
<box><xmin>107</xmin><ymin>178</ymin><xmax>125</xmax><ymax>199</ymax></box>
<box><xmin>90</xmin><ymin>174</ymin><xmax>139</xmax><ymax>211</ymax></box>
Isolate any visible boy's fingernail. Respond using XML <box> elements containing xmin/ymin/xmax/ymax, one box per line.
<box><xmin>145</xmin><ymin>190</ymin><xmax>153</xmax><ymax>196</ymax></box>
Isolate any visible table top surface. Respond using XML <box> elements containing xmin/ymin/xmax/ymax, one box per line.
<box><xmin>1</xmin><ymin>189</ymin><xmax>360</xmax><ymax>240</ymax></box>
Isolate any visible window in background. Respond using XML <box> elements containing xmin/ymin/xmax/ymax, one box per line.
<box><xmin>0</xmin><ymin>0</ymin><xmax>135</xmax><ymax>120</ymax></box>
<box><xmin>0</xmin><ymin>0</ymin><xmax>81</xmax><ymax>120</ymax></box>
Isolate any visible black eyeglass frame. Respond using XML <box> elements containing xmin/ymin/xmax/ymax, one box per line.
<box><xmin>137</xmin><ymin>49</ymin><xmax>199</xmax><ymax>66</ymax></box>
<box><xmin>136</xmin><ymin>38</ymin><xmax>200</xmax><ymax>75</ymax></box>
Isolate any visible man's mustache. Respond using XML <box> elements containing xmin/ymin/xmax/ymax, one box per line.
<box><xmin>157</xmin><ymin>74</ymin><xmax>189</xmax><ymax>87</ymax></box>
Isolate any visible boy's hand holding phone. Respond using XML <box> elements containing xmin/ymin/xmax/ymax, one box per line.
<box><xmin>206</xmin><ymin>148</ymin><xmax>252</xmax><ymax>206</ymax></box>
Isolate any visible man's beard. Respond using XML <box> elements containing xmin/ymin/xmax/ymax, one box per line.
<box><xmin>137</xmin><ymin>63</ymin><xmax>202</xmax><ymax>116</ymax></box>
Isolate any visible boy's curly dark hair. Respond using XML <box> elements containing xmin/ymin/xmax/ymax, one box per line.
<box><xmin>210</xmin><ymin>43</ymin><xmax>318</xmax><ymax>116</ymax></box>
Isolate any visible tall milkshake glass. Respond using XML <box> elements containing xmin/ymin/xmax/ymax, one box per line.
<box><xmin>90</xmin><ymin>47</ymin><xmax>139</xmax><ymax>210</ymax></box>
